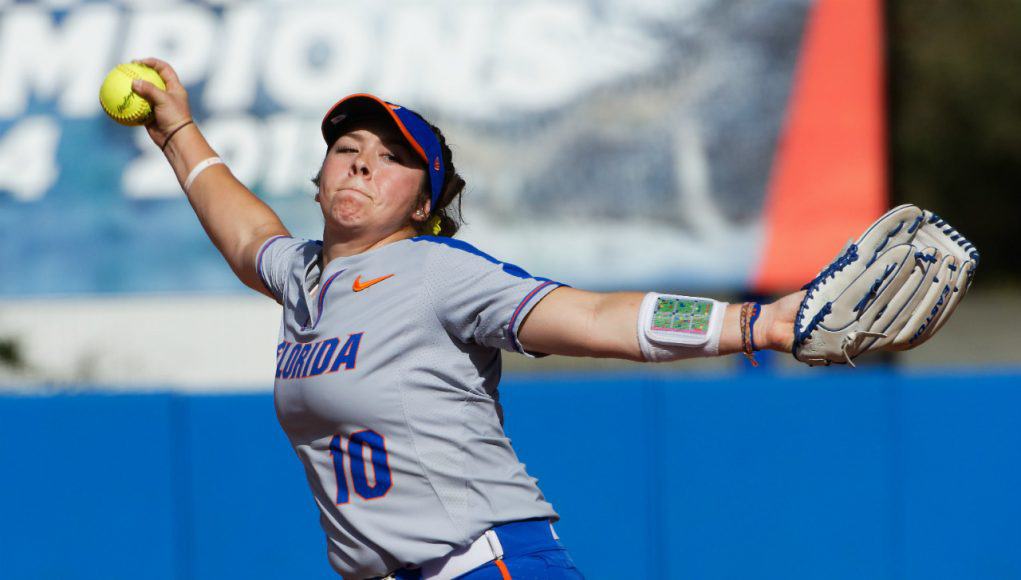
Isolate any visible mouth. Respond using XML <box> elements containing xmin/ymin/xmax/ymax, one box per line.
<box><xmin>341</xmin><ymin>187</ymin><xmax>373</xmax><ymax>197</ymax></box>
<box><xmin>338</xmin><ymin>186</ymin><xmax>372</xmax><ymax>200</ymax></box>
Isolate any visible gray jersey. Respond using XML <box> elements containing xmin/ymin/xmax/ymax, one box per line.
<box><xmin>257</xmin><ymin>234</ymin><xmax>562</xmax><ymax>578</ymax></box>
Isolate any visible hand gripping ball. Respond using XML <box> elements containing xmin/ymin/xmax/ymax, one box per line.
<box><xmin>99</xmin><ymin>63</ymin><xmax>166</xmax><ymax>126</ymax></box>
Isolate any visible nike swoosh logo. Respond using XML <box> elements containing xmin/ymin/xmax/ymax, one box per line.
<box><xmin>352</xmin><ymin>274</ymin><xmax>394</xmax><ymax>292</ymax></box>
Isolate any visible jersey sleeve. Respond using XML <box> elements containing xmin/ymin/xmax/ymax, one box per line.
<box><xmin>255</xmin><ymin>235</ymin><xmax>315</xmax><ymax>303</ymax></box>
<box><xmin>422</xmin><ymin>237</ymin><xmax>565</xmax><ymax>356</ymax></box>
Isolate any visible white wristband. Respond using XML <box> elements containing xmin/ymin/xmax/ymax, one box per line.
<box><xmin>184</xmin><ymin>157</ymin><xmax>224</xmax><ymax>192</ymax></box>
<box><xmin>636</xmin><ymin>292</ymin><xmax>727</xmax><ymax>362</ymax></box>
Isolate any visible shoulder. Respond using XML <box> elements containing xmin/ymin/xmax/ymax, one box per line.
<box><xmin>409</xmin><ymin>236</ymin><xmax>533</xmax><ymax>279</ymax></box>
<box><xmin>257</xmin><ymin>236</ymin><xmax>321</xmax><ymax>271</ymax></box>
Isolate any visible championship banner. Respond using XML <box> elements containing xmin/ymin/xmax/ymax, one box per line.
<box><xmin>0</xmin><ymin>0</ymin><xmax>883</xmax><ymax>296</ymax></box>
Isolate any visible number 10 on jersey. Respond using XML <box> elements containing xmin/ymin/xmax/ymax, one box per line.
<box><xmin>330</xmin><ymin>429</ymin><xmax>393</xmax><ymax>503</ymax></box>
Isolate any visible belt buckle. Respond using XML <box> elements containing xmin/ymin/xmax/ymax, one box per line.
<box><xmin>483</xmin><ymin>529</ymin><xmax>504</xmax><ymax>560</ymax></box>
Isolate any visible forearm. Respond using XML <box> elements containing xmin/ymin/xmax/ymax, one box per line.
<box><xmin>127</xmin><ymin>58</ymin><xmax>289</xmax><ymax>297</ymax></box>
<box><xmin>520</xmin><ymin>288</ymin><xmax>790</xmax><ymax>362</ymax></box>
<box><xmin>163</xmin><ymin>123</ymin><xmax>288</xmax><ymax>274</ymax></box>
<box><xmin>586</xmin><ymin>291</ymin><xmax>647</xmax><ymax>361</ymax></box>
<box><xmin>590</xmin><ymin>295</ymin><xmax>783</xmax><ymax>360</ymax></box>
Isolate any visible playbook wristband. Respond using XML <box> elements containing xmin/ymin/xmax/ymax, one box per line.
<box><xmin>636</xmin><ymin>292</ymin><xmax>727</xmax><ymax>362</ymax></box>
<box><xmin>184</xmin><ymin>156</ymin><xmax>224</xmax><ymax>193</ymax></box>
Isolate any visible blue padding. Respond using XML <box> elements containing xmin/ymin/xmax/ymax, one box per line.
<box><xmin>180</xmin><ymin>395</ymin><xmax>335</xmax><ymax>579</ymax></box>
<box><xmin>0</xmin><ymin>394</ymin><xmax>179</xmax><ymax>580</ymax></box>
<box><xmin>2</xmin><ymin>369</ymin><xmax>1021</xmax><ymax>580</ymax></box>
<box><xmin>657</xmin><ymin>371</ymin><xmax>895</xmax><ymax>579</ymax></box>
<box><xmin>897</xmin><ymin>373</ymin><xmax>1021</xmax><ymax>580</ymax></box>
<box><xmin>500</xmin><ymin>374</ymin><xmax>659</xmax><ymax>579</ymax></box>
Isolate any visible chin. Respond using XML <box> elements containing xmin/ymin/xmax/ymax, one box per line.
<box><xmin>328</xmin><ymin>213</ymin><xmax>365</xmax><ymax>231</ymax></box>
<box><xmin>328</xmin><ymin>196</ymin><xmax>368</xmax><ymax>224</ymax></box>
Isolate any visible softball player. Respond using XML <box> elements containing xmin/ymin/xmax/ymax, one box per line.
<box><xmin>133</xmin><ymin>57</ymin><xmax>804</xmax><ymax>579</ymax></box>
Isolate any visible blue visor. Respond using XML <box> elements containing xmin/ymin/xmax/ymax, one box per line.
<box><xmin>321</xmin><ymin>94</ymin><xmax>445</xmax><ymax>212</ymax></box>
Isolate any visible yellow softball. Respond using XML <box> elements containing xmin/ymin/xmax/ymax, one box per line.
<box><xmin>98</xmin><ymin>63</ymin><xmax>166</xmax><ymax>126</ymax></box>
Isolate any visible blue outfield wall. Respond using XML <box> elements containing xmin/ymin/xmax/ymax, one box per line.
<box><xmin>1</xmin><ymin>369</ymin><xmax>1020</xmax><ymax>580</ymax></box>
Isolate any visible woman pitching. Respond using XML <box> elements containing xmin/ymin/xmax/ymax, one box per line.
<box><xmin>132</xmin><ymin>57</ymin><xmax>804</xmax><ymax>580</ymax></box>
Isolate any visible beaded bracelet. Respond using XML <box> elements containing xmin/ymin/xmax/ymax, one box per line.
<box><xmin>748</xmin><ymin>302</ymin><xmax>762</xmax><ymax>352</ymax></box>
<box><xmin>740</xmin><ymin>301</ymin><xmax>761</xmax><ymax>367</ymax></box>
<box><xmin>742</xmin><ymin>302</ymin><xmax>757</xmax><ymax>367</ymax></box>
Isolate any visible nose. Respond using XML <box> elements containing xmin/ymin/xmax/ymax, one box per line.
<box><xmin>351</xmin><ymin>153</ymin><xmax>372</xmax><ymax>178</ymax></box>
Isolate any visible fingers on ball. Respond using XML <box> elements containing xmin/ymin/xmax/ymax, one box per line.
<box><xmin>136</xmin><ymin>57</ymin><xmax>181</xmax><ymax>88</ymax></box>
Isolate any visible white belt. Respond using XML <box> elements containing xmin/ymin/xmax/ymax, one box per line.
<box><xmin>419</xmin><ymin>529</ymin><xmax>502</xmax><ymax>580</ymax></box>
<box><xmin>410</xmin><ymin>522</ymin><xmax>558</xmax><ymax>580</ymax></box>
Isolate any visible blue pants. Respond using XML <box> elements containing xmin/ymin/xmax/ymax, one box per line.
<box><xmin>455</xmin><ymin>520</ymin><xmax>584</xmax><ymax>580</ymax></box>
<box><xmin>390</xmin><ymin>519</ymin><xmax>585</xmax><ymax>580</ymax></box>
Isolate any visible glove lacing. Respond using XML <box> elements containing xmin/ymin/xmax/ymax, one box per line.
<box><xmin>840</xmin><ymin>331</ymin><xmax>888</xmax><ymax>367</ymax></box>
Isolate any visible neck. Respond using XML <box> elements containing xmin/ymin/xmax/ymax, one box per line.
<box><xmin>321</xmin><ymin>224</ymin><xmax>418</xmax><ymax>264</ymax></box>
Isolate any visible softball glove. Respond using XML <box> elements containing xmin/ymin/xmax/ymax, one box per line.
<box><xmin>792</xmin><ymin>204</ymin><xmax>979</xmax><ymax>366</ymax></box>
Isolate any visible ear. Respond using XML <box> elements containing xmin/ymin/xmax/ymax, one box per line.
<box><xmin>314</xmin><ymin>192</ymin><xmax>321</xmax><ymax>203</ymax></box>
<box><xmin>412</xmin><ymin>199</ymin><xmax>431</xmax><ymax>223</ymax></box>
